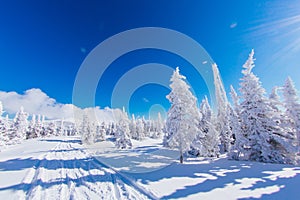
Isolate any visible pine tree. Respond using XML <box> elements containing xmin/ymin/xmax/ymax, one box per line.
<box><xmin>45</xmin><ymin>121</ymin><xmax>57</xmax><ymax>136</ymax></box>
<box><xmin>191</xmin><ymin>96</ymin><xmax>219</xmax><ymax>157</ymax></box>
<box><xmin>56</xmin><ymin>120</ymin><xmax>64</xmax><ymax>136</ymax></box>
<box><xmin>228</xmin><ymin>85</ymin><xmax>245</xmax><ymax>159</ymax></box>
<box><xmin>34</xmin><ymin>115</ymin><xmax>43</xmax><ymax>138</ymax></box>
<box><xmin>152</xmin><ymin>112</ymin><xmax>164</xmax><ymax>139</ymax></box>
<box><xmin>236</xmin><ymin>50</ymin><xmax>296</xmax><ymax>164</ymax></box>
<box><xmin>27</xmin><ymin>114</ymin><xmax>36</xmax><ymax>139</ymax></box>
<box><xmin>96</xmin><ymin>122</ymin><xmax>106</xmax><ymax>141</ymax></box>
<box><xmin>115</xmin><ymin>119</ymin><xmax>132</xmax><ymax>149</ymax></box>
<box><xmin>81</xmin><ymin>115</ymin><xmax>96</xmax><ymax>145</ymax></box>
<box><xmin>0</xmin><ymin>101</ymin><xmax>9</xmax><ymax>148</ymax></box>
<box><xmin>142</xmin><ymin>116</ymin><xmax>150</xmax><ymax>137</ymax></box>
<box><xmin>282</xmin><ymin>77</ymin><xmax>300</xmax><ymax>148</ymax></box>
<box><xmin>11</xmin><ymin>106</ymin><xmax>28</xmax><ymax>143</ymax></box>
<box><xmin>135</xmin><ymin>118</ymin><xmax>145</xmax><ymax>140</ymax></box>
<box><xmin>212</xmin><ymin>63</ymin><xmax>232</xmax><ymax>153</ymax></box>
<box><xmin>165</xmin><ymin>67</ymin><xmax>200</xmax><ymax>163</ymax></box>
<box><xmin>130</xmin><ymin>114</ymin><xmax>138</xmax><ymax>139</ymax></box>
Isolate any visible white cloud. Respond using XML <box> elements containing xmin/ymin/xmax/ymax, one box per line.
<box><xmin>0</xmin><ymin>88</ymin><xmax>123</xmax><ymax>122</ymax></box>
<box><xmin>143</xmin><ymin>97</ymin><xmax>150</xmax><ymax>103</ymax></box>
<box><xmin>230</xmin><ymin>22</ymin><xmax>238</xmax><ymax>29</ymax></box>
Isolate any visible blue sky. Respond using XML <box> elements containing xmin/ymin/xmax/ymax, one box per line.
<box><xmin>0</xmin><ymin>0</ymin><xmax>300</xmax><ymax>117</ymax></box>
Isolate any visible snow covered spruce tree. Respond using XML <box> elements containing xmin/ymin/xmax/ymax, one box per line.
<box><xmin>81</xmin><ymin>114</ymin><xmax>96</xmax><ymax>145</ymax></box>
<box><xmin>228</xmin><ymin>85</ymin><xmax>246</xmax><ymax>160</ymax></box>
<box><xmin>234</xmin><ymin>49</ymin><xmax>297</xmax><ymax>164</ymax></box>
<box><xmin>212</xmin><ymin>63</ymin><xmax>232</xmax><ymax>153</ymax></box>
<box><xmin>129</xmin><ymin>114</ymin><xmax>137</xmax><ymax>139</ymax></box>
<box><xmin>0</xmin><ymin>101</ymin><xmax>9</xmax><ymax>148</ymax></box>
<box><xmin>44</xmin><ymin>121</ymin><xmax>57</xmax><ymax>136</ymax></box>
<box><xmin>11</xmin><ymin>106</ymin><xmax>28</xmax><ymax>143</ymax></box>
<box><xmin>135</xmin><ymin>118</ymin><xmax>145</xmax><ymax>140</ymax></box>
<box><xmin>115</xmin><ymin>119</ymin><xmax>132</xmax><ymax>149</ymax></box>
<box><xmin>26</xmin><ymin>114</ymin><xmax>36</xmax><ymax>139</ymax></box>
<box><xmin>190</xmin><ymin>96</ymin><xmax>220</xmax><ymax>157</ymax></box>
<box><xmin>152</xmin><ymin>112</ymin><xmax>164</xmax><ymax>139</ymax></box>
<box><xmin>165</xmin><ymin>67</ymin><xmax>200</xmax><ymax>163</ymax></box>
<box><xmin>228</xmin><ymin>86</ymin><xmax>249</xmax><ymax>160</ymax></box>
<box><xmin>96</xmin><ymin>122</ymin><xmax>106</xmax><ymax>142</ymax></box>
<box><xmin>33</xmin><ymin>115</ymin><xmax>43</xmax><ymax>138</ymax></box>
<box><xmin>282</xmin><ymin>77</ymin><xmax>300</xmax><ymax>148</ymax></box>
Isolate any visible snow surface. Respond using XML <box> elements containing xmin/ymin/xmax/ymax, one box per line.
<box><xmin>1</xmin><ymin>136</ymin><xmax>300</xmax><ymax>199</ymax></box>
<box><xmin>0</xmin><ymin>137</ymin><xmax>148</xmax><ymax>199</ymax></box>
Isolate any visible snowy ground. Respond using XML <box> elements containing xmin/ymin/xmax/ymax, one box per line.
<box><xmin>1</xmin><ymin>137</ymin><xmax>300</xmax><ymax>200</ymax></box>
<box><xmin>0</xmin><ymin>137</ymin><xmax>149</xmax><ymax>200</ymax></box>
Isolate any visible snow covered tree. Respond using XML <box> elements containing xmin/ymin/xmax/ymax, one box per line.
<box><xmin>115</xmin><ymin>119</ymin><xmax>132</xmax><ymax>149</ymax></box>
<box><xmin>0</xmin><ymin>101</ymin><xmax>9</xmax><ymax>148</ymax></box>
<box><xmin>56</xmin><ymin>120</ymin><xmax>65</xmax><ymax>136</ymax></box>
<box><xmin>44</xmin><ymin>121</ymin><xmax>57</xmax><ymax>136</ymax></box>
<box><xmin>129</xmin><ymin>114</ymin><xmax>138</xmax><ymax>139</ymax></box>
<box><xmin>96</xmin><ymin>122</ymin><xmax>106</xmax><ymax>141</ymax></box>
<box><xmin>228</xmin><ymin>85</ymin><xmax>245</xmax><ymax>159</ymax></box>
<box><xmin>81</xmin><ymin>115</ymin><xmax>96</xmax><ymax>145</ymax></box>
<box><xmin>135</xmin><ymin>118</ymin><xmax>145</xmax><ymax>140</ymax></box>
<box><xmin>142</xmin><ymin>116</ymin><xmax>150</xmax><ymax>137</ymax></box>
<box><xmin>108</xmin><ymin>122</ymin><xmax>117</xmax><ymax>136</ymax></box>
<box><xmin>165</xmin><ymin>67</ymin><xmax>200</xmax><ymax>163</ymax></box>
<box><xmin>26</xmin><ymin>114</ymin><xmax>36</xmax><ymax>139</ymax></box>
<box><xmin>11</xmin><ymin>106</ymin><xmax>28</xmax><ymax>143</ymax></box>
<box><xmin>152</xmin><ymin>112</ymin><xmax>164</xmax><ymax>139</ymax></box>
<box><xmin>34</xmin><ymin>115</ymin><xmax>43</xmax><ymax>138</ymax></box>
<box><xmin>191</xmin><ymin>96</ymin><xmax>219</xmax><ymax>157</ymax></box>
<box><xmin>230</xmin><ymin>85</ymin><xmax>239</xmax><ymax>114</ymax></box>
<box><xmin>212</xmin><ymin>63</ymin><xmax>232</xmax><ymax>153</ymax></box>
<box><xmin>234</xmin><ymin>50</ymin><xmax>297</xmax><ymax>164</ymax></box>
<box><xmin>282</xmin><ymin>77</ymin><xmax>300</xmax><ymax>148</ymax></box>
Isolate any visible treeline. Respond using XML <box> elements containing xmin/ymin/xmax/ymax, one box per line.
<box><xmin>0</xmin><ymin>104</ymin><xmax>164</xmax><ymax>149</ymax></box>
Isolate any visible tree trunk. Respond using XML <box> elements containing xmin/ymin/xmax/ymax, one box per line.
<box><xmin>180</xmin><ymin>152</ymin><xmax>183</xmax><ymax>163</ymax></box>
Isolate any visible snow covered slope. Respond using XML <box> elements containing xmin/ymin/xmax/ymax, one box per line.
<box><xmin>0</xmin><ymin>137</ymin><xmax>148</xmax><ymax>200</ymax></box>
<box><xmin>91</xmin><ymin>138</ymin><xmax>300</xmax><ymax>200</ymax></box>
<box><xmin>1</xmin><ymin>136</ymin><xmax>300</xmax><ymax>200</ymax></box>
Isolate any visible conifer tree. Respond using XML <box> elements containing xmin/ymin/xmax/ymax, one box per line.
<box><xmin>165</xmin><ymin>67</ymin><xmax>200</xmax><ymax>163</ymax></box>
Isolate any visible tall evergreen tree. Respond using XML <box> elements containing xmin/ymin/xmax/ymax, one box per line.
<box><xmin>44</xmin><ymin>121</ymin><xmax>57</xmax><ymax>136</ymax></box>
<box><xmin>11</xmin><ymin>106</ymin><xmax>28</xmax><ymax>143</ymax></box>
<box><xmin>152</xmin><ymin>112</ymin><xmax>164</xmax><ymax>139</ymax></box>
<box><xmin>228</xmin><ymin>85</ymin><xmax>246</xmax><ymax>160</ymax></box>
<box><xmin>191</xmin><ymin>96</ymin><xmax>219</xmax><ymax>157</ymax></box>
<box><xmin>115</xmin><ymin>119</ymin><xmax>132</xmax><ymax>149</ymax></box>
<box><xmin>282</xmin><ymin>77</ymin><xmax>300</xmax><ymax>148</ymax></box>
<box><xmin>236</xmin><ymin>50</ymin><xmax>296</xmax><ymax>164</ymax></box>
<box><xmin>165</xmin><ymin>67</ymin><xmax>200</xmax><ymax>163</ymax></box>
<box><xmin>135</xmin><ymin>118</ymin><xmax>145</xmax><ymax>140</ymax></box>
<box><xmin>212</xmin><ymin>63</ymin><xmax>232</xmax><ymax>153</ymax></box>
<box><xmin>129</xmin><ymin>114</ymin><xmax>137</xmax><ymax>139</ymax></box>
<box><xmin>81</xmin><ymin>114</ymin><xmax>95</xmax><ymax>145</ymax></box>
<box><xmin>96</xmin><ymin>122</ymin><xmax>106</xmax><ymax>141</ymax></box>
<box><xmin>0</xmin><ymin>101</ymin><xmax>9</xmax><ymax>148</ymax></box>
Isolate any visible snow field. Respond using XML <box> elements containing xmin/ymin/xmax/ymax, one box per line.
<box><xmin>0</xmin><ymin>137</ymin><xmax>148</xmax><ymax>200</ymax></box>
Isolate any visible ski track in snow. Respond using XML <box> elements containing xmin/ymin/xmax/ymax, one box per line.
<box><xmin>10</xmin><ymin>138</ymin><xmax>150</xmax><ymax>200</ymax></box>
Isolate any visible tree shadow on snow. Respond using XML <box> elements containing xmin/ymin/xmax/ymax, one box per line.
<box><xmin>39</xmin><ymin>139</ymin><xmax>81</xmax><ymax>144</ymax></box>
<box><xmin>126</xmin><ymin>158</ymin><xmax>300</xmax><ymax>199</ymax></box>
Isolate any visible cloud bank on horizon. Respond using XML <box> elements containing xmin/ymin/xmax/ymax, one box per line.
<box><xmin>0</xmin><ymin>88</ymin><xmax>124</xmax><ymax>122</ymax></box>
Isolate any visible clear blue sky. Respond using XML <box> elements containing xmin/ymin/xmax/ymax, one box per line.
<box><xmin>0</xmin><ymin>0</ymin><xmax>300</xmax><ymax>117</ymax></box>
